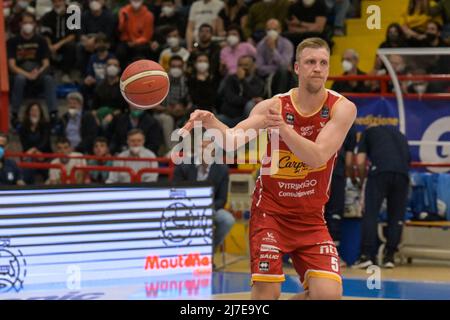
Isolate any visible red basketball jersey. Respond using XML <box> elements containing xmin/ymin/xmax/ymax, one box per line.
<box><xmin>253</xmin><ymin>88</ymin><xmax>344</xmax><ymax>225</ymax></box>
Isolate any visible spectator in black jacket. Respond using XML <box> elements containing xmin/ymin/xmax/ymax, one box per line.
<box><xmin>187</xmin><ymin>52</ymin><xmax>220</xmax><ymax>112</ymax></box>
<box><xmin>8</xmin><ymin>12</ymin><xmax>58</xmax><ymax>130</ymax></box>
<box><xmin>58</xmin><ymin>92</ymin><xmax>100</xmax><ymax>154</ymax></box>
<box><xmin>40</xmin><ymin>0</ymin><xmax>77</xmax><ymax>76</ymax></box>
<box><xmin>18</xmin><ymin>101</ymin><xmax>52</xmax><ymax>184</ymax></box>
<box><xmin>173</xmin><ymin>139</ymin><xmax>235</xmax><ymax>251</ymax></box>
<box><xmin>77</xmin><ymin>0</ymin><xmax>116</xmax><ymax>70</ymax></box>
<box><xmin>92</xmin><ymin>58</ymin><xmax>128</xmax><ymax>113</ymax></box>
<box><xmin>108</xmin><ymin>108</ymin><xmax>164</xmax><ymax>155</ymax></box>
<box><xmin>218</xmin><ymin>55</ymin><xmax>265</xmax><ymax>127</ymax></box>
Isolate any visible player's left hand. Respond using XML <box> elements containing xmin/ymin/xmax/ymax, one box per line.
<box><xmin>265</xmin><ymin>105</ymin><xmax>286</xmax><ymax>129</ymax></box>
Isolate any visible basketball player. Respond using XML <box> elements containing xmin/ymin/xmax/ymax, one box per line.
<box><xmin>181</xmin><ymin>38</ymin><xmax>356</xmax><ymax>300</ymax></box>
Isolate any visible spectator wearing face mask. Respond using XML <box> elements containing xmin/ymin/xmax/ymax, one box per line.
<box><xmin>82</xmin><ymin>33</ymin><xmax>115</xmax><ymax>110</ymax></box>
<box><xmin>106</xmin><ymin>128</ymin><xmax>159</xmax><ymax>183</ymax></box>
<box><xmin>155</xmin><ymin>0</ymin><xmax>187</xmax><ymax>39</ymax></box>
<box><xmin>40</xmin><ymin>0</ymin><xmax>77</xmax><ymax>78</ymax></box>
<box><xmin>92</xmin><ymin>58</ymin><xmax>128</xmax><ymax>114</ymax></box>
<box><xmin>165</xmin><ymin>55</ymin><xmax>190</xmax><ymax>106</ymax></box>
<box><xmin>77</xmin><ymin>0</ymin><xmax>115</xmax><ymax>70</ymax></box>
<box><xmin>117</xmin><ymin>0</ymin><xmax>154</xmax><ymax>67</ymax></box>
<box><xmin>220</xmin><ymin>24</ymin><xmax>256</xmax><ymax>76</ymax></box>
<box><xmin>18</xmin><ymin>101</ymin><xmax>52</xmax><ymax>184</ymax></box>
<box><xmin>187</xmin><ymin>53</ymin><xmax>220</xmax><ymax>112</ymax></box>
<box><xmin>379</xmin><ymin>23</ymin><xmax>408</xmax><ymax>48</ymax></box>
<box><xmin>0</xmin><ymin>132</ymin><xmax>26</xmax><ymax>186</ymax></box>
<box><xmin>369</xmin><ymin>54</ymin><xmax>410</xmax><ymax>93</ymax></box>
<box><xmin>256</xmin><ymin>18</ymin><xmax>295</xmax><ymax>96</ymax></box>
<box><xmin>47</xmin><ymin>137</ymin><xmax>87</xmax><ymax>185</ymax></box>
<box><xmin>159</xmin><ymin>27</ymin><xmax>190</xmax><ymax>71</ymax></box>
<box><xmin>58</xmin><ymin>92</ymin><xmax>100</xmax><ymax>155</ymax></box>
<box><xmin>407</xmin><ymin>67</ymin><xmax>445</xmax><ymax>94</ymax></box>
<box><xmin>216</xmin><ymin>0</ymin><xmax>249</xmax><ymax>38</ymax></box>
<box><xmin>6</xmin><ymin>0</ymin><xmax>35</xmax><ymax>36</ymax></box>
<box><xmin>189</xmin><ymin>23</ymin><xmax>222</xmax><ymax>79</ymax></box>
<box><xmin>331</xmin><ymin>49</ymin><xmax>371</xmax><ymax>93</ymax></box>
<box><xmin>108</xmin><ymin>108</ymin><xmax>164</xmax><ymax>155</ymax></box>
<box><xmin>7</xmin><ymin>12</ymin><xmax>58</xmax><ymax>131</ymax></box>
<box><xmin>245</xmin><ymin>0</ymin><xmax>290</xmax><ymax>43</ymax></box>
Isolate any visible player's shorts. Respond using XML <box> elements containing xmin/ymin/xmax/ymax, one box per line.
<box><xmin>249</xmin><ymin>206</ymin><xmax>342</xmax><ymax>290</ymax></box>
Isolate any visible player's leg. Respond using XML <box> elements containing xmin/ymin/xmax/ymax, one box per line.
<box><xmin>251</xmin><ymin>282</ymin><xmax>282</xmax><ymax>300</ymax></box>
<box><xmin>249</xmin><ymin>209</ymin><xmax>286</xmax><ymax>300</ymax></box>
<box><xmin>289</xmin><ymin>228</ymin><xmax>342</xmax><ymax>300</ymax></box>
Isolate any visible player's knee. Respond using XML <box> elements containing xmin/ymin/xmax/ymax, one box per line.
<box><xmin>308</xmin><ymin>285</ymin><xmax>342</xmax><ymax>300</ymax></box>
<box><xmin>251</xmin><ymin>282</ymin><xmax>281</xmax><ymax>300</ymax></box>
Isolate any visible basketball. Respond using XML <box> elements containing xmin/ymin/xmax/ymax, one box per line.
<box><xmin>119</xmin><ymin>59</ymin><xmax>170</xmax><ymax>109</ymax></box>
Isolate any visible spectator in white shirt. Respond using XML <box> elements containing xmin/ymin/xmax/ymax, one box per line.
<box><xmin>185</xmin><ymin>0</ymin><xmax>224</xmax><ymax>51</ymax></box>
<box><xmin>106</xmin><ymin>128</ymin><xmax>159</xmax><ymax>183</ymax></box>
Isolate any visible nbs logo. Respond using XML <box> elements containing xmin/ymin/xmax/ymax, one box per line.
<box><xmin>0</xmin><ymin>239</ymin><xmax>27</xmax><ymax>293</ymax></box>
<box><xmin>160</xmin><ymin>190</ymin><xmax>212</xmax><ymax>246</ymax></box>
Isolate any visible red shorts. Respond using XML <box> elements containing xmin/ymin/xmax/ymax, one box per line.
<box><xmin>249</xmin><ymin>206</ymin><xmax>342</xmax><ymax>289</ymax></box>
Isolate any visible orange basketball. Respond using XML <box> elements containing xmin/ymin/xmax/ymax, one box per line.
<box><xmin>120</xmin><ymin>60</ymin><xmax>170</xmax><ymax>109</ymax></box>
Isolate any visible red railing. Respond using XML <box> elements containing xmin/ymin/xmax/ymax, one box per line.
<box><xmin>17</xmin><ymin>162</ymin><xmax>68</xmax><ymax>183</ymax></box>
<box><xmin>69</xmin><ymin>165</ymin><xmax>138</xmax><ymax>184</ymax></box>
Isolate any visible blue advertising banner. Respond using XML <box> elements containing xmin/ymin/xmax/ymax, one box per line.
<box><xmin>349</xmin><ymin>97</ymin><xmax>450</xmax><ymax>173</ymax></box>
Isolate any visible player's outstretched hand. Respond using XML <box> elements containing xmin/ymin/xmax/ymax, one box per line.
<box><xmin>179</xmin><ymin>109</ymin><xmax>215</xmax><ymax>136</ymax></box>
<box><xmin>265</xmin><ymin>105</ymin><xmax>285</xmax><ymax>129</ymax></box>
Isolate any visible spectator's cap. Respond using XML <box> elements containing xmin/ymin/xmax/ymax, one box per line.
<box><xmin>67</xmin><ymin>91</ymin><xmax>84</xmax><ymax>105</ymax></box>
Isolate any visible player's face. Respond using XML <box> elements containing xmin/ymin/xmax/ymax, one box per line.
<box><xmin>295</xmin><ymin>47</ymin><xmax>329</xmax><ymax>94</ymax></box>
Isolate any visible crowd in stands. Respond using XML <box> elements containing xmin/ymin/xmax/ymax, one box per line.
<box><xmin>1</xmin><ymin>0</ymin><xmax>450</xmax><ymax>188</ymax></box>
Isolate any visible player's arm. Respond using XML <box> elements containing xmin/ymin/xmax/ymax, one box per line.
<box><xmin>268</xmin><ymin>98</ymin><xmax>357</xmax><ymax>168</ymax></box>
<box><xmin>180</xmin><ymin>98</ymin><xmax>278</xmax><ymax>151</ymax></box>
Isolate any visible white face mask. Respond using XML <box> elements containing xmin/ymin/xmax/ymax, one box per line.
<box><xmin>130</xmin><ymin>146</ymin><xmax>142</xmax><ymax>154</ymax></box>
<box><xmin>414</xmin><ymin>83</ymin><xmax>427</xmax><ymax>94</ymax></box>
<box><xmin>267</xmin><ymin>29</ymin><xmax>279</xmax><ymax>40</ymax></box>
<box><xmin>22</xmin><ymin>23</ymin><xmax>34</xmax><ymax>35</ymax></box>
<box><xmin>89</xmin><ymin>0</ymin><xmax>101</xmax><ymax>11</ymax></box>
<box><xmin>68</xmin><ymin>108</ymin><xmax>79</xmax><ymax>117</ymax></box>
<box><xmin>227</xmin><ymin>35</ymin><xmax>240</xmax><ymax>47</ymax></box>
<box><xmin>196</xmin><ymin>62</ymin><xmax>209</xmax><ymax>73</ymax></box>
<box><xmin>162</xmin><ymin>6</ymin><xmax>175</xmax><ymax>16</ymax></box>
<box><xmin>131</xmin><ymin>0</ymin><xmax>143</xmax><ymax>10</ymax></box>
<box><xmin>30</xmin><ymin>116</ymin><xmax>39</xmax><ymax>124</ymax></box>
<box><xmin>342</xmin><ymin>60</ymin><xmax>353</xmax><ymax>72</ymax></box>
<box><xmin>106</xmin><ymin>65</ymin><xmax>119</xmax><ymax>77</ymax></box>
<box><xmin>302</xmin><ymin>0</ymin><xmax>316</xmax><ymax>7</ymax></box>
<box><xmin>167</xmin><ymin>37</ymin><xmax>180</xmax><ymax>48</ymax></box>
<box><xmin>169</xmin><ymin>67</ymin><xmax>183</xmax><ymax>78</ymax></box>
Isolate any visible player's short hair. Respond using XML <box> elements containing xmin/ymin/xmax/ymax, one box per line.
<box><xmin>127</xmin><ymin>128</ymin><xmax>145</xmax><ymax>139</ymax></box>
<box><xmin>296</xmin><ymin>37</ymin><xmax>330</xmax><ymax>61</ymax></box>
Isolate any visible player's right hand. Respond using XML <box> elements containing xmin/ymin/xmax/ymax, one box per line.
<box><xmin>179</xmin><ymin>109</ymin><xmax>215</xmax><ymax>135</ymax></box>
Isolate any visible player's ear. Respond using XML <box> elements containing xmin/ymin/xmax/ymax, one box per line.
<box><xmin>294</xmin><ymin>61</ymin><xmax>300</xmax><ymax>74</ymax></box>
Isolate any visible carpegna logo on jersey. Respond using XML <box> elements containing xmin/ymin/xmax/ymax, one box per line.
<box><xmin>259</xmin><ymin>261</ymin><xmax>270</xmax><ymax>272</ymax></box>
<box><xmin>270</xmin><ymin>150</ymin><xmax>326</xmax><ymax>179</ymax></box>
<box><xmin>259</xmin><ymin>253</ymin><xmax>279</xmax><ymax>260</ymax></box>
<box><xmin>321</xmin><ymin>106</ymin><xmax>330</xmax><ymax>119</ymax></box>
